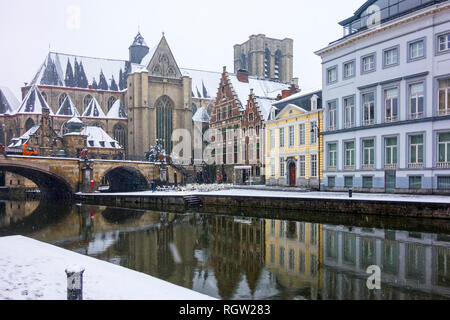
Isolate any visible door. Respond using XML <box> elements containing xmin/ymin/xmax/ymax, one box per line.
<box><xmin>385</xmin><ymin>170</ymin><xmax>396</xmax><ymax>193</ymax></box>
<box><xmin>289</xmin><ymin>163</ymin><xmax>296</xmax><ymax>187</ymax></box>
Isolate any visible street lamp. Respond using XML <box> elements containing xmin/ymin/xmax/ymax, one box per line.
<box><xmin>310</xmin><ymin>120</ymin><xmax>321</xmax><ymax>191</ymax></box>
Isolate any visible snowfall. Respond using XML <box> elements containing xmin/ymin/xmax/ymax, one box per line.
<box><xmin>0</xmin><ymin>236</ymin><xmax>215</xmax><ymax>300</ymax></box>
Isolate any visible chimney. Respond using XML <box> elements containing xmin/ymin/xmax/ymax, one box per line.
<box><xmin>237</xmin><ymin>69</ymin><xmax>249</xmax><ymax>83</ymax></box>
<box><xmin>281</xmin><ymin>90</ymin><xmax>290</xmax><ymax>99</ymax></box>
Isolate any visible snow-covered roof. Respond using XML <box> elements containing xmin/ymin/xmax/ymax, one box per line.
<box><xmin>16</xmin><ymin>85</ymin><xmax>54</xmax><ymax>115</ymax></box>
<box><xmin>56</xmin><ymin>96</ymin><xmax>80</xmax><ymax>117</ymax></box>
<box><xmin>228</xmin><ymin>73</ymin><xmax>290</xmax><ymax>110</ymax></box>
<box><xmin>68</xmin><ymin>116</ymin><xmax>83</xmax><ymax>124</ymax></box>
<box><xmin>255</xmin><ymin>97</ymin><xmax>277</xmax><ymax>122</ymax></box>
<box><xmin>130</xmin><ymin>32</ymin><xmax>148</xmax><ymax>48</ymax></box>
<box><xmin>31</xmin><ymin>52</ymin><xmax>127</xmax><ymax>91</ymax></box>
<box><xmin>192</xmin><ymin>107</ymin><xmax>210</xmax><ymax>123</ymax></box>
<box><xmin>106</xmin><ymin>99</ymin><xmax>127</xmax><ymax>119</ymax></box>
<box><xmin>272</xmin><ymin>88</ymin><xmax>322</xmax><ymax>106</ymax></box>
<box><xmin>181</xmin><ymin>69</ymin><xmax>220</xmax><ymax>100</ymax></box>
<box><xmin>8</xmin><ymin>125</ymin><xmax>40</xmax><ymax>148</ymax></box>
<box><xmin>79</xmin><ymin>126</ymin><xmax>122</xmax><ymax>149</ymax></box>
<box><xmin>82</xmin><ymin>97</ymin><xmax>106</xmax><ymax>118</ymax></box>
<box><xmin>0</xmin><ymin>86</ymin><xmax>20</xmax><ymax>115</ymax></box>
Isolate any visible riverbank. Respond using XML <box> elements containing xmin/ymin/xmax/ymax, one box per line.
<box><xmin>0</xmin><ymin>236</ymin><xmax>215</xmax><ymax>300</ymax></box>
<box><xmin>76</xmin><ymin>189</ymin><xmax>450</xmax><ymax>220</ymax></box>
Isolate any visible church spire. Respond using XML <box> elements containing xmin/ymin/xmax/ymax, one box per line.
<box><xmin>129</xmin><ymin>31</ymin><xmax>149</xmax><ymax>64</ymax></box>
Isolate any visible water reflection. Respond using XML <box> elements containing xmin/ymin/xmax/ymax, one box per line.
<box><xmin>0</xmin><ymin>200</ymin><xmax>449</xmax><ymax>300</ymax></box>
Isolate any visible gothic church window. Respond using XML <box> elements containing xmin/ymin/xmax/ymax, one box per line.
<box><xmin>41</xmin><ymin>91</ymin><xmax>48</xmax><ymax>102</ymax></box>
<box><xmin>274</xmin><ymin>50</ymin><xmax>281</xmax><ymax>80</ymax></box>
<box><xmin>113</xmin><ymin>124</ymin><xmax>126</xmax><ymax>148</ymax></box>
<box><xmin>264</xmin><ymin>48</ymin><xmax>271</xmax><ymax>79</ymax></box>
<box><xmin>107</xmin><ymin>96</ymin><xmax>116</xmax><ymax>111</ymax></box>
<box><xmin>59</xmin><ymin>93</ymin><xmax>68</xmax><ymax>108</ymax></box>
<box><xmin>156</xmin><ymin>95</ymin><xmax>173</xmax><ymax>155</ymax></box>
<box><xmin>241</xmin><ymin>54</ymin><xmax>247</xmax><ymax>71</ymax></box>
<box><xmin>83</xmin><ymin>95</ymin><xmax>93</xmax><ymax>112</ymax></box>
<box><xmin>25</xmin><ymin>118</ymin><xmax>35</xmax><ymax>132</ymax></box>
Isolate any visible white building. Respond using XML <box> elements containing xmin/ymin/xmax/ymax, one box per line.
<box><xmin>315</xmin><ymin>0</ymin><xmax>450</xmax><ymax>194</ymax></box>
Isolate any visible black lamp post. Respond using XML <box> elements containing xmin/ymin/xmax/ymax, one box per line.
<box><xmin>310</xmin><ymin>119</ymin><xmax>321</xmax><ymax>191</ymax></box>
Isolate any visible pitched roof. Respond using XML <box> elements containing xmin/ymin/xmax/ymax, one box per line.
<box><xmin>106</xmin><ymin>99</ymin><xmax>127</xmax><ymax>119</ymax></box>
<box><xmin>80</xmin><ymin>126</ymin><xmax>122</xmax><ymax>149</ymax></box>
<box><xmin>192</xmin><ymin>107</ymin><xmax>210</xmax><ymax>123</ymax></box>
<box><xmin>56</xmin><ymin>96</ymin><xmax>80</xmax><ymax>117</ymax></box>
<box><xmin>0</xmin><ymin>86</ymin><xmax>20</xmax><ymax>115</ymax></box>
<box><xmin>16</xmin><ymin>85</ymin><xmax>54</xmax><ymax>115</ymax></box>
<box><xmin>255</xmin><ymin>97</ymin><xmax>277</xmax><ymax>122</ymax></box>
<box><xmin>181</xmin><ymin>69</ymin><xmax>220</xmax><ymax>100</ymax></box>
<box><xmin>8</xmin><ymin>125</ymin><xmax>40</xmax><ymax>148</ymax></box>
<box><xmin>82</xmin><ymin>97</ymin><xmax>106</xmax><ymax>118</ymax></box>
<box><xmin>31</xmin><ymin>52</ymin><xmax>127</xmax><ymax>91</ymax></box>
<box><xmin>272</xmin><ymin>89</ymin><xmax>322</xmax><ymax>113</ymax></box>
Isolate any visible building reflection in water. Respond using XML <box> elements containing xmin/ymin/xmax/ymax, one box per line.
<box><xmin>0</xmin><ymin>200</ymin><xmax>448</xmax><ymax>300</ymax></box>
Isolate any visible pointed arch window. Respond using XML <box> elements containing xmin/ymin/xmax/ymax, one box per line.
<box><xmin>58</xmin><ymin>93</ymin><xmax>68</xmax><ymax>108</ymax></box>
<box><xmin>25</xmin><ymin>118</ymin><xmax>35</xmax><ymax>132</ymax></box>
<box><xmin>83</xmin><ymin>95</ymin><xmax>93</xmax><ymax>112</ymax></box>
<box><xmin>274</xmin><ymin>50</ymin><xmax>282</xmax><ymax>80</ymax></box>
<box><xmin>113</xmin><ymin>124</ymin><xmax>126</xmax><ymax>148</ymax></box>
<box><xmin>41</xmin><ymin>91</ymin><xmax>48</xmax><ymax>103</ymax></box>
<box><xmin>156</xmin><ymin>96</ymin><xmax>173</xmax><ymax>154</ymax></box>
<box><xmin>264</xmin><ymin>48</ymin><xmax>271</xmax><ymax>79</ymax></box>
<box><xmin>107</xmin><ymin>96</ymin><xmax>116</xmax><ymax>111</ymax></box>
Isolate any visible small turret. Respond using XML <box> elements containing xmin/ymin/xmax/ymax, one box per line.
<box><xmin>129</xmin><ymin>32</ymin><xmax>149</xmax><ymax>64</ymax></box>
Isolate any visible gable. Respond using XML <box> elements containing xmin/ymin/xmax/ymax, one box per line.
<box><xmin>276</xmin><ymin>104</ymin><xmax>308</xmax><ymax>120</ymax></box>
<box><xmin>146</xmin><ymin>36</ymin><xmax>182</xmax><ymax>79</ymax></box>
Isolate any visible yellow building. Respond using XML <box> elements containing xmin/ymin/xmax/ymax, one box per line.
<box><xmin>265</xmin><ymin>90</ymin><xmax>323</xmax><ymax>188</ymax></box>
<box><xmin>265</xmin><ymin>219</ymin><xmax>323</xmax><ymax>299</ymax></box>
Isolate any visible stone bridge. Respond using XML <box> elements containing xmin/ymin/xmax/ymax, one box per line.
<box><xmin>0</xmin><ymin>155</ymin><xmax>184</xmax><ymax>200</ymax></box>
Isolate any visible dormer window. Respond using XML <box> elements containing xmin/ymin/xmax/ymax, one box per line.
<box><xmin>99</xmin><ymin>141</ymin><xmax>105</xmax><ymax>147</ymax></box>
<box><xmin>110</xmin><ymin>142</ymin><xmax>116</xmax><ymax>148</ymax></box>
<box><xmin>88</xmin><ymin>141</ymin><xmax>94</xmax><ymax>147</ymax></box>
<box><xmin>311</xmin><ymin>95</ymin><xmax>318</xmax><ymax>110</ymax></box>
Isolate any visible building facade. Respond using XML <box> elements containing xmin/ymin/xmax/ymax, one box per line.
<box><xmin>234</xmin><ymin>34</ymin><xmax>295</xmax><ymax>83</ymax></box>
<box><xmin>315</xmin><ymin>0</ymin><xmax>450</xmax><ymax>194</ymax></box>
<box><xmin>265</xmin><ymin>90</ymin><xmax>323</xmax><ymax>188</ymax></box>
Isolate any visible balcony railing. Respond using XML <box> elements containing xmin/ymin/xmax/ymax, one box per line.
<box><xmin>344</xmin><ymin>165</ymin><xmax>355</xmax><ymax>171</ymax></box>
<box><xmin>438</xmin><ymin>109</ymin><xmax>450</xmax><ymax>116</ymax></box>
<box><xmin>363</xmin><ymin>119</ymin><xmax>374</xmax><ymax>126</ymax></box>
<box><xmin>328</xmin><ymin>166</ymin><xmax>337</xmax><ymax>172</ymax></box>
<box><xmin>409</xmin><ymin>112</ymin><xmax>424</xmax><ymax>120</ymax></box>
<box><xmin>385</xmin><ymin>163</ymin><xmax>398</xmax><ymax>170</ymax></box>
<box><xmin>385</xmin><ymin>116</ymin><xmax>398</xmax><ymax>123</ymax></box>
<box><xmin>345</xmin><ymin>122</ymin><xmax>355</xmax><ymax>129</ymax></box>
<box><xmin>363</xmin><ymin>164</ymin><xmax>374</xmax><ymax>170</ymax></box>
<box><xmin>409</xmin><ymin>163</ymin><xmax>423</xmax><ymax>169</ymax></box>
<box><xmin>437</xmin><ymin>162</ymin><xmax>450</xmax><ymax>169</ymax></box>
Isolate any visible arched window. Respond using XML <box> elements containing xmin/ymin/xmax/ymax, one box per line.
<box><xmin>58</xmin><ymin>93</ymin><xmax>68</xmax><ymax>107</ymax></box>
<box><xmin>274</xmin><ymin>50</ymin><xmax>282</xmax><ymax>80</ymax></box>
<box><xmin>83</xmin><ymin>95</ymin><xmax>93</xmax><ymax>112</ymax></box>
<box><xmin>264</xmin><ymin>48</ymin><xmax>271</xmax><ymax>79</ymax></box>
<box><xmin>167</xmin><ymin>66</ymin><xmax>176</xmax><ymax>78</ymax></box>
<box><xmin>107</xmin><ymin>96</ymin><xmax>116</xmax><ymax>111</ymax></box>
<box><xmin>241</xmin><ymin>54</ymin><xmax>247</xmax><ymax>71</ymax></box>
<box><xmin>25</xmin><ymin>118</ymin><xmax>35</xmax><ymax>132</ymax></box>
<box><xmin>248</xmin><ymin>53</ymin><xmax>252</xmax><ymax>74</ymax></box>
<box><xmin>113</xmin><ymin>124</ymin><xmax>126</xmax><ymax>148</ymax></box>
<box><xmin>153</xmin><ymin>65</ymin><xmax>161</xmax><ymax>76</ymax></box>
<box><xmin>41</xmin><ymin>91</ymin><xmax>48</xmax><ymax>102</ymax></box>
<box><xmin>192</xmin><ymin>103</ymin><xmax>197</xmax><ymax>117</ymax></box>
<box><xmin>155</xmin><ymin>95</ymin><xmax>173</xmax><ymax>154</ymax></box>
<box><xmin>61</xmin><ymin>122</ymin><xmax>70</xmax><ymax>135</ymax></box>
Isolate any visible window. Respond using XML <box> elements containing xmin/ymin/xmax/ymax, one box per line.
<box><xmin>438</xmin><ymin>33</ymin><xmax>450</xmax><ymax>53</ymax></box>
<box><xmin>299</xmin><ymin>155</ymin><xmax>306</xmax><ymax>177</ymax></box>
<box><xmin>299</xmin><ymin>124</ymin><xmax>305</xmax><ymax>145</ymax></box>
<box><xmin>438</xmin><ymin>176</ymin><xmax>450</xmax><ymax>190</ymax></box>
<box><xmin>311</xmin><ymin>154</ymin><xmax>317</xmax><ymax>178</ymax></box>
<box><xmin>345</xmin><ymin>141</ymin><xmax>355</xmax><ymax>168</ymax></box>
<box><xmin>409</xmin><ymin>135</ymin><xmax>424</xmax><ymax>166</ymax></box>
<box><xmin>270</xmin><ymin>158</ymin><xmax>275</xmax><ymax>177</ymax></box>
<box><xmin>363</xmin><ymin>176</ymin><xmax>373</xmax><ymax>188</ymax></box>
<box><xmin>289</xmin><ymin>126</ymin><xmax>295</xmax><ymax>147</ymax></box>
<box><xmin>363</xmin><ymin>139</ymin><xmax>375</xmax><ymax>167</ymax></box>
<box><xmin>113</xmin><ymin>124</ymin><xmax>126</xmax><ymax>148</ymax></box>
<box><xmin>383</xmin><ymin>47</ymin><xmax>399</xmax><ymax>67</ymax></box>
<box><xmin>327</xmin><ymin>66</ymin><xmax>337</xmax><ymax>84</ymax></box>
<box><xmin>83</xmin><ymin>94</ymin><xmax>92</xmax><ymax>111</ymax></box>
<box><xmin>279</xmin><ymin>128</ymin><xmax>285</xmax><ymax>148</ymax></box>
<box><xmin>228</xmin><ymin>105</ymin><xmax>232</xmax><ymax>118</ymax></box>
<box><xmin>310</xmin><ymin>121</ymin><xmax>317</xmax><ymax>144</ymax></box>
<box><xmin>409</xmin><ymin>83</ymin><xmax>424</xmax><ymax>119</ymax></box>
<box><xmin>438</xmin><ymin>132</ymin><xmax>450</xmax><ymax>164</ymax></box>
<box><xmin>328</xmin><ymin>101</ymin><xmax>337</xmax><ymax>131</ymax></box>
<box><xmin>328</xmin><ymin>176</ymin><xmax>336</xmax><ymax>188</ymax></box>
<box><xmin>344</xmin><ymin>96</ymin><xmax>355</xmax><ymax>128</ymax></box>
<box><xmin>385</xmin><ymin>88</ymin><xmax>399</xmax><ymax>122</ymax></box>
<box><xmin>279</xmin><ymin>246</ymin><xmax>285</xmax><ymax>267</ymax></box>
<box><xmin>385</xmin><ymin>137</ymin><xmax>398</xmax><ymax>166</ymax></box>
<box><xmin>345</xmin><ymin>176</ymin><xmax>353</xmax><ymax>188</ymax></box>
<box><xmin>280</xmin><ymin>157</ymin><xmax>285</xmax><ymax>177</ymax></box>
<box><xmin>409</xmin><ymin>39</ymin><xmax>425</xmax><ymax>61</ymax></box>
<box><xmin>216</xmin><ymin>109</ymin><xmax>221</xmax><ymax>121</ymax></box>
<box><xmin>156</xmin><ymin>96</ymin><xmax>174</xmax><ymax>154</ymax></box>
<box><xmin>361</xmin><ymin>54</ymin><xmax>375</xmax><ymax>73</ymax></box>
<box><xmin>256</xmin><ymin>125</ymin><xmax>260</xmax><ymax>136</ymax></box>
<box><xmin>269</xmin><ymin>129</ymin><xmax>275</xmax><ymax>150</ymax></box>
<box><xmin>249</xmin><ymin>127</ymin><xmax>254</xmax><ymax>137</ymax></box>
<box><xmin>107</xmin><ymin>97</ymin><xmax>116</xmax><ymax>111</ymax></box>
<box><xmin>249</xmin><ymin>143</ymin><xmax>253</xmax><ymax>161</ymax></box>
<box><xmin>438</xmin><ymin>78</ymin><xmax>450</xmax><ymax>116</ymax></box>
<box><xmin>343</xmin><ymin>61</ymin><xmax>355</xmax><ymax>79</ymax></box>
<box><xmin>409</xmin><ymin>176</ymin><xmax>422</xmax><ymax>189</ymax></box>
<box><xmin>362</xmin><ymin>92</ymin><xmax>375</xmax><ymax>125</ymax></box>
<box><xmin>328</xmin><ymin>143</ymin><xmax>337</xmax><ymax>168</ymax></box>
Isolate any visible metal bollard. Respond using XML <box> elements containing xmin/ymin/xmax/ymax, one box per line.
<box><xmin>349</xmin><ymin>188</ymin><xmax>353</xmax><ymax>198</ymax></box>
<box><xmin>65</xmin><ymin>266</ymin><xmax>85</xmax><ymax>300</ymax></box>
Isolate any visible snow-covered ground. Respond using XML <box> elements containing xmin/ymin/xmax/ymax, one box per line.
<box><xmin>80</xmin><ymin>188</ymin><xmax>450</xmax><ymax>204</ymax></box>
<box><xmin>0</xmin><ymin>236</ymin><xmax>215</xmax><ymax>300</ymax></box>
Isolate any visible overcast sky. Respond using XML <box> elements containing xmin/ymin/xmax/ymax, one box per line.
<box><xmin>0</xmin><ymin>0</ymin><xmax>364</xmax><ymax>99</ymax></box>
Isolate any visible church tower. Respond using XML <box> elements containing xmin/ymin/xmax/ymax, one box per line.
<box><xmin>129</xmin><ymin>32</ymin><xmax>150</xmax><ymax>64</ymax></box>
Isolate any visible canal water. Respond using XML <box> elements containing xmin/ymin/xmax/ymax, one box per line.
<box><xmin>0</xmin><ymin>199</ymin><xmax>449</xmax><ymax>300</ymax></box>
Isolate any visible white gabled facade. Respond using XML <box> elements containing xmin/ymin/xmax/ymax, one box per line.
<box><xmin>315</xmin><ymin>0</ymin><xmax>450</xmax><ymax>194</ymax></box>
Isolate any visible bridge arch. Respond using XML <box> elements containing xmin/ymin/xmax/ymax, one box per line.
<box><xmin>0</xmin><ymin>163</ymin><xmax>73</xmax><ymax>200</ymax></box>
<box><xmin>102</xmin><ymin>166</ymin><xmax>148</xmax><ymax>193</ymax></box>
